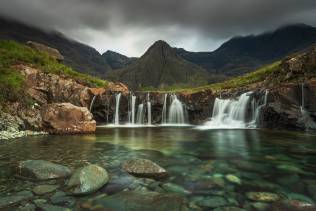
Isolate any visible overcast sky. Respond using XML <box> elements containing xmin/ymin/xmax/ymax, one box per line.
<box><xmin>1</xmin><ymin>0</ymin><xmax>316</xmax><ymax>56</ymax></box>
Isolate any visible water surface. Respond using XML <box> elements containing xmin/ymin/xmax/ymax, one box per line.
<box><xmin>1</xmin><ymin>127</ymin><xmax>316</xmax><ymax>208</ymax></box>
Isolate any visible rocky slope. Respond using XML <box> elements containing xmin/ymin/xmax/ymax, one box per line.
<box><xmin>107</xmin><ymin>40</ymin><xmax>210</xmax><ymax>90</ymax></box>
<box><xmin>177</xmin><ymin>24</ymin><xmax>316</xmax><ymax>77</ymax></box>
<box><xmin>102</xmin><ymin>50</ymin><xmax>137</xmax><ymax>69</ymax></box>
<box><xmin>0</xmin><ymin>16</ymin><xmax>111</xmax><ymax>77</ymax></box>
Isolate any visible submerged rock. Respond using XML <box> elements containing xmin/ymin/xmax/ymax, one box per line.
<box><xmin>0</xmin><ymin>190</ymin><xmax>33</xmax><ymax>209</ymax></box>
<box><xmin>66</xmin><ymin>164</ymin><xmax>109</xmax><ymax>195</ymax></box>
<box><xmin>246</xmin><ymin>192</ymin><xmax>280</xmax><ymax>202</ymax></box>
<box><xmin>36</xmin><ymin>203</ymin><xmax>70</xmax><ymax>211</ymax></box>
<box><xmin>122</xmin><ymin>158</ymin><xmax>168</xmax><ymax>180</ymax></box>
<box><xmin>195</xmin><ymin>196</ymin><xmax>229</xmax><ymax>208</ymax></box>
<box><xmin>225</xmin><ymin>174</ymin><xmax>241</xmax><ymax>185</ymax></box>
<box><xmin>18</xmin><ymin>160</ymin><xmax>71</xmax><ymax>180</ymax></box>
<box><xmin>33</xmin><ymin>185</ymin><xmax>59</xmax><ymax>195</ymax></box>
<box><xmin>162</xmin><ymin>183</ymin><xmax>191</xmax><ymax>195</ymax></box>
<box><xmin>87</xmin><ymin>190</ymin><xmax>186</xmax><ymax>211</ymax></box>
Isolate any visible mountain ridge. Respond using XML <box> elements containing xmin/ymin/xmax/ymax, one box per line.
<box><xmin>106</xmin><ymin>40</ymin><xmax>211</xmax><ymax>90</ymax></box>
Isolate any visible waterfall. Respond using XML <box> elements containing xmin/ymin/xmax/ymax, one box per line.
<box><xmin>168</xmin><ymin>94</ymin><xmax>185</xmax><ymax>124</ymax></box>
<box><xmin>299</xmin><ymin>83</ymin><xmax>316</xmax><ymax>130</ymax></box>
<box><xmin>199</xmin><ymin>92</ymin><xmax>254</xmax><ymax>129</ymax></box>
<box><xmin>128</xmin><ymin>94</ymin><xmax>137</xmax><ymax>124</ymax></box>
<box><xmin>131</xmin><ymin>95</ymin><xmax>136</xmax><ymax>124</ymax></box>
<box><xmin>89</xmin><ymin>95</ymin><xmax>97</xmax><ymax>112</ymax></box>
<box><xmin>251</xmin><ymin>90</ymin><xmax>269</xmax><ymax>127</ymax></box>
<box><xmin>147</xmin><ymin>101</ymin><xmax>152</xmax><ymax>125</ymax></box>
<box><xmin>136</xmin><ymin>103</ymin><xmax>144</xmax><ymax>124</ymax></box>
<box><xmin>162</xmin><ymin>94</ymin><xmax>168</xmax><ymax>124</ymax></box>
<box><xmin>146</xmin><ymin>93</ymin><xmax>152</xmax><ymax>125</ymax></box>
<box><xmin>114</xmin><ymin>93</ymin><xmax>121</xmax><ymax>125</ymax></box>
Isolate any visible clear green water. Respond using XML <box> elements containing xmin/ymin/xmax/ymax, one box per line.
<box><xmin>1</xmin><ymin>127</ymin><xmax>316</xmax><ymax>208</ymax></box>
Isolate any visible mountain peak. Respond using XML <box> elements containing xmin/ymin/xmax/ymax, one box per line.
<box><xmin>144</xmin><ymin>40</ymin><xmax>175</xmax><ymax>58</ymax></box>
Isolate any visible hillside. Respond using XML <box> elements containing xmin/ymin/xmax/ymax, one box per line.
<box><xmin>0</xmin><ymin>16</ymin><xmax>111</xmax><ymax>78</ymax></box>
<box><xmin>107</xmin><ymin>40</ymin><xmax>211</xmax><ymax>90</ymax></box>
<box><xmin>0</xmin><ymin>40</ymin><xmax>107</xmax><ymax>103</ymax></box>
<box><xmin>178</xmin><ymin>44</ymin><xmax>316</xmax><ymax>94</ymax></box>
<box><xmin>177</xmin><ymin>24</ymin><xmax>316</xmax><ymax>77</ymax></box>
<box><xmin>102</xmin><ymin>50</ymin><xmax>137</xmax><ymax>69</ymax></box>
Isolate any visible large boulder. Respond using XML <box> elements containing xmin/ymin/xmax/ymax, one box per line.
<box><xmin>18</xmin><ymin>160</ymin><xmax>71</xmax><ymax>180</ymax></box>
<box><xmin>27</xmin><ymin>41</ymin><xmax>64</xmax><ymax>62</ymax></box>
<box><xmin>66</xmin><ymin>165</ymin><xmax>109</xmax><ymax>195</ymax></box>
<box><xmin>41</xmin><ymin>103</ymin><xmax>96</xmax><ymax>134</ymax></box>
<box><xmin>122</xmin><ymin>158</ymin><xmax>168</xmax><ymax>180</ymax></box>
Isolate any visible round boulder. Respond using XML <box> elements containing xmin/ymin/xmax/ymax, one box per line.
<box><xmin>66</xmin><ymin>165</ymin><xmax>109</xmax><ymax>195</ymax></box>
<box><xmin>122</xmin><ymin>158</ymin><xmax>168</xmax><ymax>180</ymax></box>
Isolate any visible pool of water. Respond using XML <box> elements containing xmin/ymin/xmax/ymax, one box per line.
<box><xmin>1</xmin><ymin>127</ymin><xmax>316</xmax><ymax>209</ymax></box>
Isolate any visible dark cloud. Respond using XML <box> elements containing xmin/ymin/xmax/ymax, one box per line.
<box><xmin>0</xmin><ymin>0</ymin><xmax>315</xmax><ymax>56</ymax></box>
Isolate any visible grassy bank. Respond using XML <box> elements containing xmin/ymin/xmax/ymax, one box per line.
<box><xmin>0</xmin><ymin>40</ymin><xmax>107</xmax><ymax>102</ymax></box>
<box><xmin>137</xmin><ymin>61</ymin><xmax>282</xmax><ymax>93</ymax></box>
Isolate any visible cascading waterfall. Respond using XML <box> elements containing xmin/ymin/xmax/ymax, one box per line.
<box><xmin>199</xmin><ymin>92</ymin><xmax>254</xmax><ymax>129</ymax></box>
<box><xmin>136</xmin><ymin>103</ymin><xmax>144</xmax><ymax>124</ymax></box>
<box><xmin>250</xmin><ymin>90</ymin><xmax>269</xmax><ymax>127</ymax></box>
<box><xmin>89</xmin><ymin>95</ymin><xmax>97</xmax><ymax>112</ymax></box>
<box><xmin>199</xmin><ymin>91</ymin><xmax>273</xmax><ymax>129</ymax></box>
<box><xmin>128</xmin><ymin>94</ymin><xmax>137</xmax><ymax>124</ymax></box>
<box><xmin>300</xmin><ymin>83</ymin><xmax>316</xmax><ymax>130</ymax></box>
<box><xmin>114</xmin><ymin>93</ymin><xmax>121</xmax><ymax>125</ymax></box>
<box><xmin>168</xmin><ymin>94</ymin><xmax>186</xmax><ymax>124</ymax></box>
<box><xmin>146</xmin><ymin>93</ymin><xmax>152</xmax><ymax>125</ymax></box>
<box><xmin>161</xmin><ymin>94</ymin><xmax>168</xmax><ymax>124</ymax></box>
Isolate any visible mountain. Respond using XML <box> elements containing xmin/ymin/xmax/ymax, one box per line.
<box><xmin>177</xmin><ymin>24</ymin><xmax>316</xmax><ymax>76</ymax></box>
<box><xmin>102</xmin><ymin>50</ymin><xmax>137</xmax><ymax>69</ymax></box>
<box><xmin>0</xmin><ymin>16</ymin><xmax>111</xmax><ymax>77</ymax></box>
<box><xmin>107</xmin><ymin>40</ymin><xmax>211</xmax><ymax>90</ymax></box>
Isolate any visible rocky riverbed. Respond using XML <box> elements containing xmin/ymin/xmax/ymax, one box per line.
<box><xmin>0</xmin><ymin>128</ymin><xmax>315</xmax><ymax>210</ymax></box>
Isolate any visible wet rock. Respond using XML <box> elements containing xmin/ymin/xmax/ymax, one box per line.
<box><xmin>66</xmin><ymin>164</ymin><xmax>109</xmax><ymax>195</ymax></box>
<box><xmin>18</xmin><ymin>160</ymin><xmax>71</xmax><ymax>180</ymax></box>
<box><xmin>213</xmin><ymin>207</ymin><xmax>246</xmax><ymax>211</ymax></box>
<box><xmin>283</xmin><ymin>192</ymin><xmax>314</xmax><ymax>203</ymax></box>
<box><xmin>17</xmin><ymin>203</ymin><xmax>36</xmax><ymax>211</ymax></box>
<box><xmin>270</xmin><ymin>199</ymin><xmax>316</xmax><ymax>211</ymax></box>
<box><xmin>276</xmin><ymin>164</ymin><xmax>307</xmax><ymax>174</ymax></box>
<box><xmin>183</xmin><ymin>178</ymin><xmax>222</xmax><ymax>195</ymax></box>
<box><xmin>225</xmin><ymin>174</ymin><xmax>241</xmax><ymax>185</ymax></box>
<box><xmin>33</xmin><ymin>199</ymin><xmax>47</xmax><ymax>206</ymax></box>
<box><xmin>41</xmin><ymin>103</ymin><xmax>96</xmax><ymax>134</ymax></box>
<box><xmin>36</xmin><ymin>203</ymin><xmax>71</xmax><ymax>211</ymax></box>
<box><xmin>245</xmin><ymin>202</ymin><xmax>269</xmax><ymax>211</ymax></box>
<box><xmin>162</xmin><ymin>183</ymin><xmax>191</xmax><ymax>195</ymax></box>
<box><xmin>51</xmin><ymin>195</ymin><xmax>76</xmax><ymax>208</ymax></box>
<box><xmin>88</xmin><ymin>190</ymin><xmax>186</xmax><ymax>211</ymax></box>
<box><xmin>246</xmin><ymin>192</ymin><xmax>280</xmax><ymax>202</ymax></box>
<box><xmin>195</xmin><ymin>196</ymin><xmax>229</xmax><ymax>208</ymax></box>
<box><xmin>0</xmin><ymin>190</ymin><xmax>34</xmax><ymax>208</ymax></box>
<box><xmin>33</xmin><ymin>185</ymin><xmax>59</xmax><ymax>195</ymax></box>
<box><xmin>122</xmin><ymin>158</ymin><xmax>168</xmax><ymax>180</ymax></box>
<box><xmin>102</xmin><ymin>173</ymin><xmax>136</xmax><ymax>194</ymax></box>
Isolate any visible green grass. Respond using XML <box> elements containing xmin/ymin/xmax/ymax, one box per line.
<box><xmin>173</xmin><ymin>61</ymin><xmax>282</xmax><ymax>93</ymax></box>
<box><xmin>0</xmin><ymin>40</ymin><xmax>107</xmax><ymax>102</ymax></box>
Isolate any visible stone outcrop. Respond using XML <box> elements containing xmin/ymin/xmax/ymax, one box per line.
<box><xmin>27</xmin><ymin>41</ymin><xmax>64</xmax><ymax>62</ymax></box>
<box><xmin>18</xmin><ymin>160</ymin><xmax>71</xmax><ymax>180</ymax></box>
<box><xmin>41</xmin><ymin>103</ymin><xmax>96</xmax><ymax>134</ymax></box>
